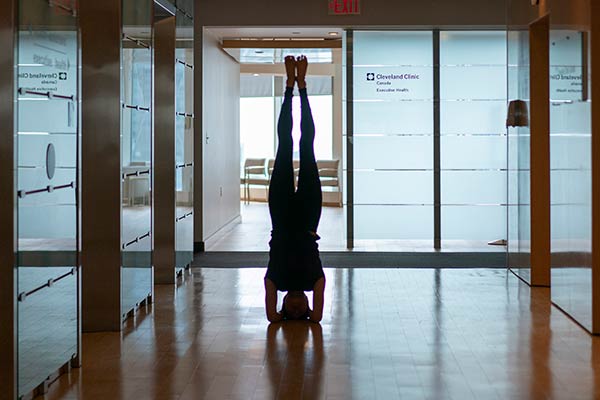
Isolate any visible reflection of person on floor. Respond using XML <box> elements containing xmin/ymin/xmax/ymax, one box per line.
<box><xmin>265</xmin><ymin>322</ymin><xmax>324</xmax><ymax>397</ymax></box>
<box><xmin>264</xmin><ymin>55</ymin><xmax>325</xmax><ymax>323</ymax></box>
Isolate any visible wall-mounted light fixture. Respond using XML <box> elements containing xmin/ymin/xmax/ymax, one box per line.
<box><xmin>506</xmin><ymin>100</ymin><xmax>529</xmax><ymax>127</ymax></box>
<box><xmin>531</xmin><ymin>0</ymin><xmax>539</xmax><ymax>5</ymax></box>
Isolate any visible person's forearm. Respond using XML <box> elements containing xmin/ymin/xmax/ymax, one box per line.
<box><xmin>267</xmin><ymin>311</ymin><xmax>283</xmax><ymax>323</ymax></box>
<box><xmin>308</xmin><ymin>309</ymin><xmax>322</xmax><ymax>323</ymax></box>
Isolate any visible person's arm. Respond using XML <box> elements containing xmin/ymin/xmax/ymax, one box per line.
<box><xmin>308</xmin><ymin>276</ymin><xmax>325</xmax><ymax>322</ymax></box>
<box><xmin>264</xmin><ymin>277</ymin><xmax>283</xmax><ymax>322</ymax></box>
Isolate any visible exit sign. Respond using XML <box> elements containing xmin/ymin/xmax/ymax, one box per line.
<box><xmin>329</xmin><ymin>0</ymin><xmax>360</xmax><ymax>15</ymax></box>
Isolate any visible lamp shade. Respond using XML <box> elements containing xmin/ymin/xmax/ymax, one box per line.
<box><xmin>506</xmin><ymin>99</ymin><xmax>529</xmax><ymax>127</ymax></box>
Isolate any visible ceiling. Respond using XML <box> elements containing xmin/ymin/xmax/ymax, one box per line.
<box><xmin>206</xmin><ymin>26</ymin><xmax>344</xmax><ymax>40</ymax></box>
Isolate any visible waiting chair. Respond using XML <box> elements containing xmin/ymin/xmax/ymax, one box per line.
<box><xmin>242</xmin><ymin>158</ymin><xmax>267</xmax><ymax>203</ymax></box>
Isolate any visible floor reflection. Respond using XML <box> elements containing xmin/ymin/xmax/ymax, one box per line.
<box><xmin>265</xmin><ymin>322</ymin><xmax>324</xmax><ymax>399</ymax></box>
<box><xmin>42</xmin><ymin>267</ymin><xmax>600</xmax><ymax>400</ymax></box>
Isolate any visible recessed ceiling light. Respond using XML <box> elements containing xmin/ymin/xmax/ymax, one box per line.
<box><xmin>328</xmin><ymin>32</ymin><xmax>338</xmax><ymax>36</ymax></box>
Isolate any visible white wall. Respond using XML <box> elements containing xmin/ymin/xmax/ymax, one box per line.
<box><xmin>202</xmin><ymin>30</ymin><xmax>241</xmax><ymax>239</ymax></box>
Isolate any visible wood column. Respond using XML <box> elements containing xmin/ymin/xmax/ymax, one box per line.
<box><xmin>81</xmin><ymin>0</ymin><xmax>123</xmax><ymax>331</ymax></box>
<box><xmin>591</xmin><ymin>0</ymin><xmax>600</xmax><ymax>334</ymax></box>
<box><xmin>154</xmin><ymin>14</ymin><xmax>176</xmax><ymax>284</ymax></box>
<box><xmin>529</xmin><ymin>14</ymin><xmax>551</xmax><ymax>287</ymax></box>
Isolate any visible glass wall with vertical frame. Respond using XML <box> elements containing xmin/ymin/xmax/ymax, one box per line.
<box><xmin>175</xmin><ymin>3</ymin><xmax>194</xmax><ymax>274</ymax></box>
<box><xmin>549</xmin><ymin>29</ymin><xmax>592</xmax><ymax>330</ymax></box>
<box><xmin>352</xmin><ymin>31</ymin><xmax>434</xmax><ymax>246</ymax></box>
<box><xmin>440</xmin><ymin>31</ymin><xmax>507</xmax><ymax>250</ymax></box>
<box><xmin>121</xmin><ymin>0</ymin><xmax>153</xmax><ymax>316</ymax></box>
<box><xmin>507</xmin><ymin>28</ymin><xmax>532</xmax><ymax>282</ymax></box>
<box><xmin>351</xmin><ymin>30</ymin><xmax>507</xmax><ymax>251</ymax></box>
<box><xmin>16</xmin><ymin>0</ymin><xmax>79</xmax><ymax>395</ymax></box>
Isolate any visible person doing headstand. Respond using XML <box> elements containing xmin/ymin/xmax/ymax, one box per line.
<box><xmin>264</xmin><ymin>55</ymin><xmax>325</xmax><ymax>323</ymax></box>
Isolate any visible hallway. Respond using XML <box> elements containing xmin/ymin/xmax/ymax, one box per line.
<box><xmin>44</xmin><ymin>268</ymin><xmax>600</xmax><ymax>400</ymax></box>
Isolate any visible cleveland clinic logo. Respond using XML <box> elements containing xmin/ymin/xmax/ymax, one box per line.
<box><xmin>366</xmin><ymin>72</ymin><xmax>375</xmax><ymax>81</ymax></box>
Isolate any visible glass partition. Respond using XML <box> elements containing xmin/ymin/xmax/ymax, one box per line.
<box><xmin>122</xmin><ymin>0</ymin><xmax>153</xmax><ymax>316</ymax></box>
<box><xmin>549</xmin><ymin>30</ymin><xmax>592</xmax><ymax>330</ymax></box>
<box><xmin>351</xmin><ymin>30</ymin><xmax>507</xmax><ymax>250</ymax></box>
<box><xmin>352</xmin><ymin>31</ymin><xmax>434</xmax><ymax>244</ymax></box>
<box><xmin>507</xmin><ymin>29</ymin><xmax>532</xmax><ymax>282</ymax></box>
<box><xmin>16</xmin><ymin>0</ymin><xmax>79</xmax><ymax>395</ymax></box>
<box><xmin>175</xmin><ymin>7</ymin><xmax>194</xmax><ymax>274</ymax></box>
<box><xmin>440</xmin><ymin>31</ymin><xmax>507</xmax><ymax>249</ymax></box>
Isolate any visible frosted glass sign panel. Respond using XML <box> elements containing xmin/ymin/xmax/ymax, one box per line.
<box><xmin>549</xmin><ymin>30</ymin><xmax>592</xmax><ymax>331</ymax></box>
<box><xmin>16</xmin><ymin>0</ymin><xmax>80</xmax><ymax>396</ymax></box>
<box><xmin>550</xmin><ymin>31</ymin><xmax>583</xmax><ymax>102</ymax></box>
<box><xmin>440</xmin><ymin>31</ymin><xmax>507</xmax><ymax>245</ymax></box>
<box><xmin>353</xmin><ymin>31</ymin><xmax>434</xmax><ymax>243</ymax></box>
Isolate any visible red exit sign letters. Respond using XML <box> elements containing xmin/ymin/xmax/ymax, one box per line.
<box><xmin>328</xmin><ymin>0</ymin><xmax>360</xmax><ymax>15</ymax></box>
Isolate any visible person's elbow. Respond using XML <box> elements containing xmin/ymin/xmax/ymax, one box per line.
<box><xmin>309</xmin><ymin>311</ymin><xmax>322</xmax><ymax>323</ymax></box>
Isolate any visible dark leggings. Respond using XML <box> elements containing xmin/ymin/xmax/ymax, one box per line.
<box><xmin>269</xmin><ymin>87</ymin><xmax>322</xmax><ymax>234</ymax></box>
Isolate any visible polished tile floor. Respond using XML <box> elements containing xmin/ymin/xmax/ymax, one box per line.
<box><xmin>44</xmin><ymin>268</ymin><xmax>600</xmax><ymax>400</ymax></box>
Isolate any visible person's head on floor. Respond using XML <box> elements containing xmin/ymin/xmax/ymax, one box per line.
<box><xmin>283</xmin><ymin>291</ymin><xmax>309</xmax><ymax>320</ymax></box>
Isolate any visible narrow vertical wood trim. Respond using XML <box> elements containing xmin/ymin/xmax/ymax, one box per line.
<box><xmin>529</xmin><ymin>15</ymin><xmax>551</xmax><ymax>287</ymax></box>
<box><xmin>345</xmin><ymin>30</ymin><xmax>354</xmax><ymax>249</ymax></box>
<box><xmin>154</xmin><ymin>15</ymin><xmax>176</xmax><ymax>284</ymax></box>
<box><xmin>81</xmin><ymin>0</ymin><xmax>123</xmax><ymax>331</ymax></box>
<box><xmin>582</xmin><ymin>31</ymin><xmax>589</xmax><ymax>102</ymax></box>
<box><xmin>0</xmin><ymin>0</ymin><xmax>17</xmax><ymax>397</ymax></box>
<box><xmin>591</xmin><ymin>0</ymin><xmax>600</xmax><ymax>334</ymax></box>
<box><xmin>433</xmin><ymin>30</ymin><xmax>441</xmax><ymax>250</ymax></box>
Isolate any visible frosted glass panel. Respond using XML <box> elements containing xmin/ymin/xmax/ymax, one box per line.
<box><xmin>440</xmin><ymin>100</ymin><xmax>506</xmax><ymax>134</ymax></box>
<box><xmin>441</xmin><ymin>171</ymin><xmax>506</xmax><ymax>204</ymax></box>
<box><xmin>354</xmin><ymin>135</ymin><xmax>433</xmax><ymax>170</ymax></box>
<box><xmin>439</xmin><ymin>31</ymin><xmax>508</xmax><ymax>249</ymax></box>
<box><xmin>442</xmin><ymin>206</ymin><xmax>506</xmax><ymax>240</ymax></box>
<box><xmin>353</xmin><ymin>31</ymin><xmax>433</xmax><ymax>66</ymax></box>
<box><xmin>17</xmin><ymin>11</ymin><xmax>79</xmax><ymax>397</ymax></box>
<box><xmin>353</xmin><ymin>66</ymin><xmax>433</xmax><ymax>101</ymax></box>
<box><xmin>440</xmin><ymin>31</ymin><xmax>506</xmax><ymax>65</ymax></box>
<box><xmin>550</xmin><ymin>31</ymin><xmax>584</xmax><ymax>102</ymax></box>
<box><xmin>550</xmin><ymin>101</ymin><xmax>590</xmax><ymax>134</ymax></box>
<box><xmin>354</xmin><ymin>100</ymin><xmax>433</xmax><ymax>134</ymax></box>
<box><xmin>441</xmin><ymin>67</ymin><xmax>506</xmax><ymax>100</ymax></box>
<box><xmin>551</xmin><ymin>169</ymin><xmax>591</xmax><ymax>204</ymax></box>
<box><xmin>355</xmin><ymin>205</ymin><xmax>433</xmax><ymax>240</ymax></box>
<box><xmin>353</xmin><ymin>31</ymin><xmax>434</xmax><ymax>244</ymax></box>
<box><xmin>441</xmin><ymin>136</ymin><xmax>506</xmax><ymax>169</ymax></box>
<box><xmin>549</xmin><ymin>28</ymin><xmax>592</xmax><ymax>331</ymax></box>
<box><xmin>354</xmin><ymin>171</ymin><xmax>432</xmax><ymax>204</ymax></box>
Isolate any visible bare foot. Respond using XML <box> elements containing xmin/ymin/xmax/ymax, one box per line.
<box><xmin>284</xmin><ymin>55</ymin><xmax>296</xmax><ymax>88</ymax></box>
<box><xmin>296</xmin><ymin>55</ymin><xmax>308</xmax><ymax>89</ymax></box>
